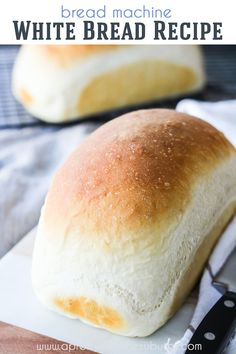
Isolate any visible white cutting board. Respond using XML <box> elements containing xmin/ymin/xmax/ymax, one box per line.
<box><xmin>0</xmin><ymin>228</ymin><xmax>197</xmax><ymax>354</ymax></box>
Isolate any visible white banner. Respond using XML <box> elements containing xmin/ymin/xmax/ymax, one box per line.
<box><xmin>0</xmin><ymin>0</ymin><xmax>235</xmax><ymax>44</ymax></box>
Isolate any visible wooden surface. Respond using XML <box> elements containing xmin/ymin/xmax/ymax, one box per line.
<box><xmin>0</xmin><ymin>321</ymin><xmax>98</xmax><ymax>354</ymax></box>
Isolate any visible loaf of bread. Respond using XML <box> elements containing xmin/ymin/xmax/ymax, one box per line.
<box><xmin>32</xmin><ymin>109</ymin><xmax>236</xmax><ymax>337</ymax></box>
<box><xmin>13</xmin><ymin>45</ymin><xmax>205</xmax><ymax>123</ymax></box>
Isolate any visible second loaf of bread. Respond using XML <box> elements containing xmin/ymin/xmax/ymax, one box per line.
<box><xmin>12</xmin><ymin>45</ymin><xmax>205</xmax><ymax>122</ymax></box>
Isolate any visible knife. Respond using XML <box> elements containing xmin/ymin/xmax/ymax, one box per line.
<box><xmin>185</xmin><ymin>248</ymin><xmax>236</xmax><ymax>354</ymax></box>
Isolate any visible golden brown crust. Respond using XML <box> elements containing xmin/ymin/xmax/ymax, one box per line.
<box><xmin>41</xmin><ymin>45</ymin><xmax>121</xmax><ymax>66</ymax></box>
<box><xmin>43</xmin><ymin>109</ymin><xmax>235</xmax><ymax>239</ymax></box>
<box><xmin>54</xmin><ymin>296</ymin><xmax>124</xmax><ymax>330</ymax></box>
<box><xmin>19</xmin><ymin>88</ymin><xmax>33</xmax><ymax>106</ymax></box>
<box><xmin>78</xmin><ymin>60</ymin><xmax>196</xmax><ymax>115</ymax></box>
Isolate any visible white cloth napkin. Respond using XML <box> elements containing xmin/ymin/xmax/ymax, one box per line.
<box><xmin>0</xmin><ymin>123</ymin><xmax>99</xmax><ymax>258</ymax></box>
<box><xmin>169</xmin><ymin>99</ymin><xmax>236</xmax><ymax>354</ymax></box>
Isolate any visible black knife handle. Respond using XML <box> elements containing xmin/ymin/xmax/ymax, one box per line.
<box><xmin>185</xmin><ymin>292</ymin><xmax>236</xmax><ymax>354</ymax></box>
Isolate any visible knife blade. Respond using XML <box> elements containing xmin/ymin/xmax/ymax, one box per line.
<box><xmin>185</xmin><ymin>248</ymin><xmax>236</xmax><ymax>354</ymax></box>
<box><xmin>213</xmin><ymin>248</ymin><xmax>236</xmax><ymax>294</ymax></box>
